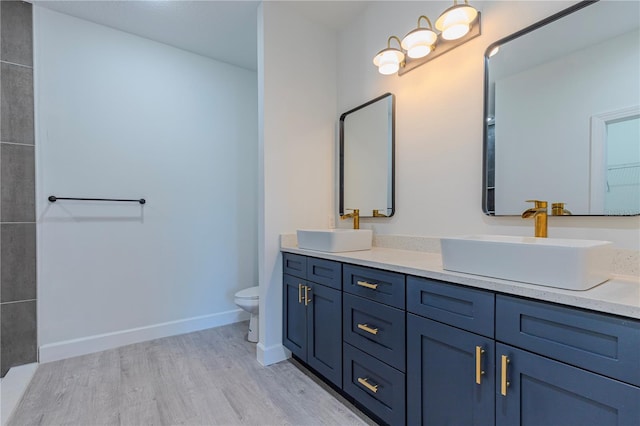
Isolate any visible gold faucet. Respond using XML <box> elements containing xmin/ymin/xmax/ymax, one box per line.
<box><xmin>372</xmin><ymin>209</ymin><xmax>388</xmax><ymax>217</ymax></box>
<box><xmin>341</xmin><ymin>209</ymin><xmax>360</xmax><ymax>229</ymax></box>
<box><xmin>522</xmin><ymin>200</ymin><xmax>548</xmax><ymax>237</ymax></box>
<box><xmin>551</xmin><ymin>202</ymin><xmax>572</xmax><ymax>216</ymax></box>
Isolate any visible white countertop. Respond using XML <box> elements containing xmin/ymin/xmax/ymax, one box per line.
<box><xmin>281</xmin><ymin>242</ymin><xmax>640</xmax><ymax>320</ymax></box>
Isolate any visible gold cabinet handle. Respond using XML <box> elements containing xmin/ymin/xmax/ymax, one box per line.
<box><xmin>356</xmin><ymin>280</ymin><xmax>378</xmax><ymax>290</ymax></box>
<box><xmin>304</xmin><ymin>286</ymin><xmax>312</xmax><ymax>306</ymax></box>
<box><xmin>501</xmin><ymin>355</ymin><xmax>510</xmax><ymax>396</ymax></box>
<box><xmin>357</xmin><ymin>323</ymin><xmax>379</xmax><ymax>335</ymax></box>
<box><xmin>298</xmin><ymin>284</ymin><xmax>303</xmax><ymax>304</ymax></box>
<box><xmin>357</xmin><ymin>377</ymin><xmax>379</xmax><ymax>393</ymax></box>
<box><xmin>475</xmin><ymin>346</ymin><xmax>485</xmax><ymax>385</ymax></box>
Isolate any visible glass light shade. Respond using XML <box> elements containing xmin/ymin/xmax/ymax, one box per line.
<box><xmin>401</xmin><ymin>28</ymin><xmax>437</xmax><ymax>59</ymax></box>
<box><xmin>435</xmin><ymin>3</ymin><xmax>478</xmax><ymax>40</ymax></box>
<box><xmin>373</xmin><ymin>48</ymin><xmax>405</xmax><ymax>75</ymax></box>
<box><xmin>442</xmin><ymin>23</ymin><xmax>470</xmax><ymax>40</ymax></box>
<box><xmin>378</xmin><ymin>62</ymin><xmax>400</xmax><ymax>75</ymax></box>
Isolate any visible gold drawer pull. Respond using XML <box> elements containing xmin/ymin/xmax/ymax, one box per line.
<box><xmin>357</xmin><ymin>323</ymin><xmax>379</xmax><ymax>335</ymax></box>
<box><xmin>357</xmin><ymin>280</ymin><xmax>378</xmax><ymax>290</ymax></box>
<box><xmin>501</xmin><ymin>355</ymin><xmax>510</xmax><ymax>396</ymax></box>
<box><xmin>357</xmin><ymin>377</ymin><xmax>379</xmax><ymax>393</ymax></box>
<box><xmin>304</xmin><ymin>286</ymin><xmax>312</xmax><ymax>306</ymax></box>
<box><xmin>298</xmin><ymin>284</ymin><xmax>303</xmax><ymax>304</ymax></box>
<box><xmin>475</xmin><ymin>346</ymin><xmax>485</xmax><ymax>385</ymax></box>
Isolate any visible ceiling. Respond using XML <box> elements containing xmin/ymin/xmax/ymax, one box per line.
<box><xmin>34</xmin><ymin>1</ymin><xmax>369</xmax><ymax>71</ymax></box>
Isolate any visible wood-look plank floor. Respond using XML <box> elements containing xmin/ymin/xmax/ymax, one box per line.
<box><xmin>9</xmin><ymin>322</ymin><xmax>375</xmax><ymax>426</ymax></box>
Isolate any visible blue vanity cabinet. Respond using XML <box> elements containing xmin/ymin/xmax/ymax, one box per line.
<box><xmin>407</xmin><ymin>277</ymin><xmax>496</xmax><ymax>425</ymax></box>
<box><xmin>495</xmin><ymin>343</ymin><xmax>640</xmax><ymax>426</ymax></box>
<box><xmin>282</xmin><ymin>254</ymin><xmax>342</xmax><ymax>388</ymax></box>
<box><xmin>282</xmin><ymin>251</ymin><xmax>640</xmax><ymax>426</ymax></box>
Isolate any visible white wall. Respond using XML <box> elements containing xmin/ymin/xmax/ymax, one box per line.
<box><xmin>258</xmin><ymin>2</ymin><xmax>337</xmax><ymax>365</ymax></box>
<box><xmin>34</xmin><ymin>8</ymin><xmax>258</xmax><ymax>356</ymax></box>
<box><xmin>336</xmin><ymin>0</ymin><xmax>639</xmax><ymax>250</ymax></box>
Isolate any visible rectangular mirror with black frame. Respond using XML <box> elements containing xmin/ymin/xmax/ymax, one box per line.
<box><xmin>483</xmin><ymin>0</ymin><xmax>640</xmax><ymax>216</ymax></box>
<box><xmin>340</xmin><ymin>93</ymin><xmax>395</xmax><ymax>218</ymax></box>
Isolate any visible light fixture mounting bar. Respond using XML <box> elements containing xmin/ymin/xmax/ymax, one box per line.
<box><xmin>398</xmin><ymin>13</ymin><xmax>481</xmax><ymax>76</ymax></box>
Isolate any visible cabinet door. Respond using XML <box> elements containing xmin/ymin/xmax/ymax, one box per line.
<box><xmin>496</xmin><ymin>343</ymin><xmax>640</xmax><ymax>426</ymax></box>
<box><xmin>407</xmin><ymin>314</ymin><xmax>495</xmax><ymax>426</ymax></box>
<box><xmin>307</xmin><ymin>283</ymin><xmax>342</xmax><ymax>388</ymax></box>
<box><xmin>283</xmin><ymin>274</ymin><xmax>307</xmax><ymax>361</ymax></box>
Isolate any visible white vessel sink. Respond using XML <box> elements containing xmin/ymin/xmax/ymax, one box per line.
<box><xmin>440</xmin><ymin>235</ymin><xmax>613</xmax><ymax>290</ymax></box>
<box><xmin>297</xmin><ymin>229</ymin><xmax>372</xmax><ymax>253</ymax></box>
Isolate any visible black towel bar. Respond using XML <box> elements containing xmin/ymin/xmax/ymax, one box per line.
<box><xmin>48</xmin><ymin>196</ymin><xmax>146</xmax><ymax>205</ymax></box>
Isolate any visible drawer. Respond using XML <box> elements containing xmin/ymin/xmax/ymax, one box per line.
<box><xmin>343</xmin><ymin>264</ymin><xmax>405</xmax><ymax>309</ymax></box>
<box><xmin>407</xmin><ymin>276</ymin><xmax>495</xmax><ymax>338</ymax></box>
<box><xmin>307</xmin><ymin>257</ymin><xmax>341</xmax><ymax>290</ymax></box>
<box><xmin>343</xmin><ymin>293</ymin><xmax>406</xmax><ymax>371</ymax></box>
<box><xmin>283</xmin><ymin>253</ymin><xmax>307</xmax><ymax>279</ymax></box>
<box><xmin>496</xmin><ymin>295</ymin><xmax>640</xmax><ymax>386</ymax></box>
<box><xmin>343</xmin><ymin>343</ymin><xmax>406</xmax><ymax>426</ymax></box>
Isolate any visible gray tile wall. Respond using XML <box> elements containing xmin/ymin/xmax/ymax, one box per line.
<box><xmin>0</xmin><ymin>0</ymin><xmax>37</xmax><ymax>377</ymax></box>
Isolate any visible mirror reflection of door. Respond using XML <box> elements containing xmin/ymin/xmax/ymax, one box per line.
<box><xmin>340</xmin><ymin>93</ymin><xmax>395</xmax><ymax>218</ymax></box>
<box><xmin>589</xmin><ymin>107</ymin><xmax>640</xmax><ymax>215</ymax></box>
<box><xmin>605</xmin><ymin>117</ymin><xmax>640</xmax><ymax>215</ymax></box>
<box><xmin>589</xmin><ymin>112</ymin><xmax>640</xmax><ymax>215</ymax></box>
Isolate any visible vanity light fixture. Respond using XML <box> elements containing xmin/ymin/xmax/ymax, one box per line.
<box><xmin>374</xmin><ymin>0</ymin><xmax>481</xmax><ymax>76</ymax></box>
<box><xmin>373</xmin><ymin>36</ymin><xmax>405</xmax><ymax>75</ymax></box>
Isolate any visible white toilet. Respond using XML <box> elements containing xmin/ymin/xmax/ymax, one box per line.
<box><xmin>234</xmin><ymin>286</ymin><xmax>259</xmax><ymax>342</ymax></box>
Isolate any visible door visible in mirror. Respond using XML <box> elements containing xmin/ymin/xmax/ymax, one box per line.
<box><xmin>483</xmin><ymin>1</ymin><xmax>640</xmax><ymax>216</ymax></box>
<box><xmin>340</xmin><ymin>93</ymin><xmax>395</xmax><ymax>218</ymax></box>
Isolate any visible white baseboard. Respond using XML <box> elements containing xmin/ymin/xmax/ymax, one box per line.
<box><xmin>39</xmin><ymin>309</ymin><xmax>249</xmax><ymax>363</ymax></box>
<box><xmin>1</xmin><ymin>362</ymin><xmax>38</xmax><ymax>426</ymax></box>
<box><xmin>257</xmin><ymin>342</ymin><xmax>290</xmax><ymax>366</ymax></box>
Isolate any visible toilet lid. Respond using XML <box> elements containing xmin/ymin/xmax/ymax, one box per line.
<box><xmin>236</xmin><ymin>286</ymin><xmax>259</xmax><ymax>299</ymax></box>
